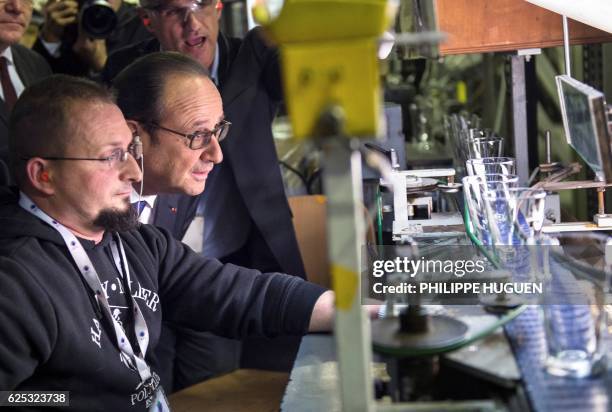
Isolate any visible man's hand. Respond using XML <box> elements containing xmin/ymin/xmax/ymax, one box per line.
<box><xmin>41</xmin><ymin>0</ymin><xmax>78</xmax><ymax>43</ymax></box>
<box><xmin>308</xmin><ymin>291</ymin><xmax>382</xmax><ymax>332</ymax></box>
<box><xmin>72</xmin><ymin>32</ymin><xmax>108</xmax><ymax>72</ymax></box>
<box><xmin>308</xmin><ymin>291</ymin><xmax>334</xmax><ymax>332</ymax></box>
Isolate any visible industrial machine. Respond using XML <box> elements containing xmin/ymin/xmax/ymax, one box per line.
<box><xmin>536</xmin><ymin>75</ymin><xmax>612</xmax><ymax>232</ymax></box>
<box><xmin>254</xmin><ymin>1</ymin><xmax>612</xmax><ymax>411</ymax></box>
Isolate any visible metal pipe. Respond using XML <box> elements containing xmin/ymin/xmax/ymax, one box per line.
<box><xmin>563</xmin><ymin>15</ymin><xmax>571</xmax><ymax>76</ymax></box>
<box><xmin>511</xmin><ymin>55</ymin><xmax>530</xmax><ymax>185</ymax></box>
<box><xmin>597</xmin><ymin>188</ymin><xmax>605</xmax><ymax>215</ymax></box>
<box><xmin>545</xmin><ymin>130</ymin><xmax>552</xmax><ymax>164</ymax></box>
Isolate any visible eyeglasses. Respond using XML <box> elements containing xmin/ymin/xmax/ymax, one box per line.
<box><xmin>23</xmin><ymin>148</ymin><xmax>134</xmax><ymax>169</ymax></box>
<box><xmin>146</xmin><ymin>119</ymin><xmax>231</xmax><ymax>150</ymax></box>
<box><xmin>150</xmin><ymin>0</ymin><xmax>219</xmax><ymax>24</ymax></box>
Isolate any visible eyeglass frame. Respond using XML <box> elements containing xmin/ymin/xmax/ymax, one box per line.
<box><xmin>21</xmin><ymin>147</ymin><xmax>136</xmax><ymax>169</ymax></box>
<box><xmin>146</xmin><ymin>0</ymin><xmax>220</xmax><ymax>24</ymax></box>
<box><xmin>143</xmin><ymin>119</ymin><xmax>231</xmax><ymax>150</ymax></box>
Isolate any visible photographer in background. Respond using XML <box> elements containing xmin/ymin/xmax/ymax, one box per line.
<box><xmin>32</xmin><ymin>0</ymin><xmax>151</xmax><ymax>76</ymax></box>
<box><xmin>0</xmin><ymin>0</ymin><xmax>51</xmax><ymax>183</ymax></box>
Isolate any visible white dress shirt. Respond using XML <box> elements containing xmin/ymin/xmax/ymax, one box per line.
<box><xmin>130</xmin><ymin>189</ymin><xmax>157</xmax><ymax>224</ymax></box>
<box><xmin>209</xmin><ymin>44</ymin><xmax>219</xmax><ymax>85</ymax></box>
<box><xmin>0</xmin><ymin>47</ymin><xmax>26</xmax><ymax>100</ymax></box>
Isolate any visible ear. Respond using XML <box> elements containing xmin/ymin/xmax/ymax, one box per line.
<box><xmin>26</xmin><ymin>158</ymin><xmax>55</xmax><ymax>195</ymax></box>
<box><xmin>127</xmin><ymin>119</ymin><xmax>152</xmax><ymax>152</ymax></box>
<box><xmin>138</xmin><ymin>8</ymin><xmax>154</xmax><ymax>33</ymax></box>
<box><xmin>126</xmin><ymin>119</ymin><xmax>140</xmax><ymax>136</ymax></box>
<box><xmin>216</xmin><ymin>0</ymin><xmax>223</xmax><ymax>19</ymax></box>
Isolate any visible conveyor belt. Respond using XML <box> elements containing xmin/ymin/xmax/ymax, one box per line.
<box><xmin>505</xmin><ymin>306</ymin><xmax>612</xmax><ymax>412</ymax></box>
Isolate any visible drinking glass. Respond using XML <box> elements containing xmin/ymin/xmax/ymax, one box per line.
<box><xmin>462</xmin><ymin>174</ymin><xmax>519</xmax><ymax>245</ymax></box>
<box><xmin>541</xmin><ymin>232</ymin><xmax>611</xmax><ymax>378</ymax></box>
<box><xmin>467</xmin><ymin>136</ymin><xmax>504</xmax><ymax>159</ymax></box>
<box><xmin>466</xmin><ymin>157</ymin><xmax>516</xmax><ymax>176</ymax></box>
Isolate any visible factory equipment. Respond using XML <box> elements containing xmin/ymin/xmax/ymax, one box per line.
<box><xmin>254</xmin><ymin>1</ymin><xmax>612</xmax><ymax>411</ymax></box>
<box><xmin>534</xmin><ymin>75</ymin><xmax>612</xmax><ymax>232</ymax></box>
<box><xmin>379</xmin><ymin>167</ymin><xmax>463</xmax><ymax>242</ymax></box>
<box><xmin>254</xmin><ymin>2</ymin><xmax>397</xmax><ymax>410</ymax></box>
<box><xmin>254</xmin><ymin>1</ymin><xmax>535</xmax><ymax>411</ymax></box>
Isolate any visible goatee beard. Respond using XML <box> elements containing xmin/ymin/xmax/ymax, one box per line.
<box><xmin>93</xmin><ymin>205</ymin><xmax>139</xmax><ymax>233</ymax></box>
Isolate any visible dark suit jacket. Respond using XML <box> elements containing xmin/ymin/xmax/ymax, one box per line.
<box><xmin>103</xmin><ymin>28</ymin><xmax>306</xmax><ymax>279</ymax></box>
<box><xmin>0</xmin><ymin>158</ymin><xmax>8</xmax><ymax>186</ymax></box>
<box><xmin>149</xmin><ymin>193</ymin><xmax>200</xmax><ymax>241</ymax></box>
<box><xmin>0</xmin><ymin>45</ymin><xmax>52</xmax><ymax>178</ymax></box>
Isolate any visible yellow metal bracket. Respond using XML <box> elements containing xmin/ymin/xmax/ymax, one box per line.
<box><xmin>254</xmin><ymin>0</ymin><xmax>396</xmax><ymax>139</ymax></box>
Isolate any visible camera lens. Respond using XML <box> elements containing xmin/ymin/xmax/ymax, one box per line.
<box><xmin>80</xmin><ymin>0</ymin><xmax>117</xmax><ymax>39</ymax></box>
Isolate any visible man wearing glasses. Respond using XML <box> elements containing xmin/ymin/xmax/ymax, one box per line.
<box><xmin>116</xmin><ymin>51</ymin><xmax>226</xmax><ymax>234</ymax></box>
<box><xmin>112</xmin><ymin>51</ymin><xmax>278</xmax><ymax>392</ymax></box>
<box><xmin>103</xmin><ymin>0</ymin><xmax>307</xmax><ymax>389</ymax></box>
<box><xmin>0</xmin><ymin>74</ymin><xmax>333</xmax><ymax>410</ymax></box>
<box><xmin>0</xmin><ymin>0</ymin><xmax>51</xmax><ymax>182</ymax></box>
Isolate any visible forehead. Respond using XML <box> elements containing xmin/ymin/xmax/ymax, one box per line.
<box><xmin>147</xmin><ymin>0</ymin><xmax>202</xmax><ymax>9</ymax></box>
<box><xmin>161</xmin><ymin>75</ymin><xmax>222</xmax><ymax>124</ymax></box>
<box><xmin>72</xmin><ymin>102</ymin><xmax>131</xmax><ymax>148</ymax></box>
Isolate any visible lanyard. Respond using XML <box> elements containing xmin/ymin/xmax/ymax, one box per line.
<box><xmin>19</xmin><ymin>193</ymin><xmax>152</xmax><ymax>383</ymax></box>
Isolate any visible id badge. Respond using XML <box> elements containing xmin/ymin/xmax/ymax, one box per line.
<box><xmin>148</xmin><ymin>386</ymin><xmax>170</xmax><ymax>412</ymax></box>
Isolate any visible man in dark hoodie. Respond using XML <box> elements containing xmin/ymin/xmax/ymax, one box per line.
<box><xmin>0</xmin><ymin>74</ymin><xmax>333</xmax><ymax>410</ymax></box>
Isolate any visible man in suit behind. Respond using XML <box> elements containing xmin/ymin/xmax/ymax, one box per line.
<box><xmin>104</xmin><ymin>0</ymin><xmax>307</xmax><ymax>390</ymax></box>
<box><xmin>0</xmin><ymin>0</ymin><xmax>52</xmax><ymax>176</ymax></box>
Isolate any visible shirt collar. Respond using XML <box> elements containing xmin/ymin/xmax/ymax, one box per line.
<box><xmin>2</xmin><ymin>47</ymin><xmax>14</xmax><ymax>66</ymax></box>
<box><xmin>130</xmin><ymin>188</ymin><xmax>157</xmax><ymax>209</ymax></box>
<box><xmin>210</xmin><ymin>44</ymin><xmax>219</xmax><ymax>85</ymax></box>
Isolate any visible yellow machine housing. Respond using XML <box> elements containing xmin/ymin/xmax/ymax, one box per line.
<box><xmin>254</xmin><ymin>0</ymin><xmax>395</xmax><ymax>139</ymax></box>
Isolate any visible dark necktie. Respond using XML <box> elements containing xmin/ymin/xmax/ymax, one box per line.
<box><xmin>0</xmin><ymin>57</ymin><xmax>17</xmax><ymax>111</ymax></box>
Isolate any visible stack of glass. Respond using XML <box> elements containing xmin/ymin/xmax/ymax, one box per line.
<box><xmin>458</xmin><ymin>137</ymin><xmax>544</xmax><ymax>248</ymax></box>
<box><xmin>455</xmin><ymin>121</ymin><xmax>608</xmax><ymax>379</ymax></box>
<box><xmin>462</xmin><ymin>174</ymin><xmax>519</xmax><ymax>246</ymax></box>
<box><xmin>458</xmin><ymin>127</ymin><xmax>546</xmax><ymax>289</ymax></box>
<box><xmin>444</xmin><ymin>113</ymin><xmax>481</xmax><ymax>174</ymax></box>
<box><xmin>540</xmin><ymin>233</ymin><xmax>610</xmax><ymax>378</ymax></box>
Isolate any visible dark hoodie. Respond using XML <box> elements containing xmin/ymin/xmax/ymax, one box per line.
<box><xmin>0</xmin><ymin>187</ymin><xmax>325</xmax><ymax>411</ymax></box>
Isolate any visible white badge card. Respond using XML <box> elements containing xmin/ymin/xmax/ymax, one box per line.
<box><xmin>148</xmin><ymin>386</ymin><xmax>170</xmax><ymax>412</ymax></box>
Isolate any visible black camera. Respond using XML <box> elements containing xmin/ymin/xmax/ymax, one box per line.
<box><xmin>79</xmin><ymin>0</ymin><xmax>117</xmax><ymax>39</ymax></box>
